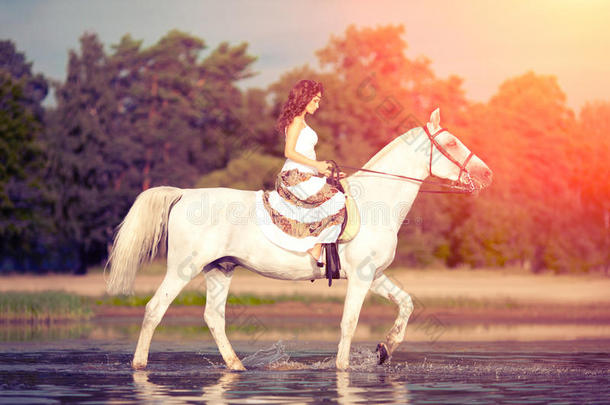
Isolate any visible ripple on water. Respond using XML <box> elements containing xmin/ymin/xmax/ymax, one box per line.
<box><xmin>0</xmin><ymin>340</ymin><xmax>608</xmax><ymax>404</ymax></box>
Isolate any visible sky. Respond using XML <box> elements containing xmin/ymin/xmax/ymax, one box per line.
<box><xmin>1</xmin><ymin>0</ymin><xmax>608</xmax><ymax>111</ymax></box>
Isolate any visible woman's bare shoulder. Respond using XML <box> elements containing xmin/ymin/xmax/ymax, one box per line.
<box><xmin>285</xmin><ymin>117</ymin><xmax>306</xmax><ymax>139</ymax></box>
<box><xmin>287</xmin><ymin>116</ymin><xmax>306</xmax><ymax>131</ymax></box>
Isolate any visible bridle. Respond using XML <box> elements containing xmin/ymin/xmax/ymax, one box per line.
<box><xmin>422</xmin><ymin>125</ymin><xmax>476</xmax><ymax>193</ymax></box>
<box><xmin>332</xmin><ymin>126</ymin><xmax>476</xmax><ymax>194</ymax></box>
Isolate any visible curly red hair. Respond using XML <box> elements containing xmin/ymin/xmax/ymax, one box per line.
<box><xmin>275</xmin><ymin>79</ymin><xmax>324</xmax><ymax>135</ymax></box>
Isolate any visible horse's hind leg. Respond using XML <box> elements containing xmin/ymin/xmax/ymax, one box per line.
<box><xmin>132</xmin><ymin>251</ymin><xmax>201</xmax><ymax>369</ymax></box>
<box><xmin>204</xmin><ymin>266</ymin><xmax>245</xmax><ymax>370</ymax></box>
<box><xmin>370</xmin><ymin>274</ymin><xmax>414</xmax><ymax>363</ymax></box>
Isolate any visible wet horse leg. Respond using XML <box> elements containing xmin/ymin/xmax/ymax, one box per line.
<box><xmin>204</xmin><ymin>266</ymin><xmax>245</xmax><ymax>370</ymax></box>
<box><xmin>370</xmin><ymin>274</ymin><xmax>414</xmax><ymax>363</ymax></box>
<box><xmin>336</xmin><ymin>272</ymin><xmax>373</xmax><ymax>370</ymax></box>
<box><xmin>132</xmin><ymin>265</ymin><xmax>197</xmax><ymax>369</ymax></box>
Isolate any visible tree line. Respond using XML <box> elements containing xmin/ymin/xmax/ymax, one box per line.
<box><xmin>1</xmin><ymin>25</ymin><xmax>608</xmax><ymax>274</ymax></box>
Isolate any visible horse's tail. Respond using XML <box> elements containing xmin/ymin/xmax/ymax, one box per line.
<box><xmin>105</xmin><ymin>186</ymin><xmax>184</xmax><ymax>295</ymax></box>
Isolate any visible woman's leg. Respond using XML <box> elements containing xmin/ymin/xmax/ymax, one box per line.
<box><xmin>307</xmin><ymin>243</ymin><xmax>323</xmax><ymax>262</ymax></box>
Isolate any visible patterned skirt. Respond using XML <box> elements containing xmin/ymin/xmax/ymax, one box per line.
<box><xmin>255</xmin><ymin>168</ymin><xmax>347</xmax><ymax>252</ymax></box>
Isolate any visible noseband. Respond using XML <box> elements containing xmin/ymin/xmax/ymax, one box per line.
<box><xmin>422</xmin><ymin>126</ymin><xmax>475</xmax><ymax>192</ymax></box>
<box><xmin>336</xmin><ymin>126</ymin><xmax>477</xmax><ymax>194</ymax></box>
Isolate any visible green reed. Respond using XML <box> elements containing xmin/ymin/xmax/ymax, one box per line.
<box><xmin>0</xmin><ymin>291</ymin><xmax>93</xmax><ymax>322</ymax></box>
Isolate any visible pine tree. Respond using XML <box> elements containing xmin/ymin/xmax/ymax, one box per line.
<box><xmin>0</xmin><ymin>40</ymin><xmax>50</xmax><ymax>272</ymax></box>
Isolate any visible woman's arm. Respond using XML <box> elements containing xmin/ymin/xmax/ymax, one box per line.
<box><xmin>284</xmin><ymin>121</ymin><xmax>330</xmax><ymax>175</ymax></box>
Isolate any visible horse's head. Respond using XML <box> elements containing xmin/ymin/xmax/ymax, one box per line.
<box><xmin>424</xmin><ymin>108</ymin><xmax>492</xmax><ymax>191</ymax></box>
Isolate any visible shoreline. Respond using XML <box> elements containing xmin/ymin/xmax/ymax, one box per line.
<box><xmin>2</xmin><ymin>295</ymin><xmax>608</xmax><ymax>325</ymax></box>
<box><xmin>2</xmin><ymin>267</ymin><xmax>609</xmax><ymax>342</ymax></box>
<box><xmin>3</xmin><ymin>301</ymin><xmax>609</xmax><ymax>344</ymax></box>
<box><xmin>2</xmin><ymin>267</ymin><xmax>609</xmax><ymax>305</ymax></box>
<box><xmin>92</xmin><ymin>300</ymin><xmax>610</xmax><ymax>325</ymax></box>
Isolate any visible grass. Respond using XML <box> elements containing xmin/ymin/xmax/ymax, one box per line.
<box><xmin>95</xmin><ymin>291</ymin><xmax>520</xmax><ymax>309</ymax></box>
<box><xmin>0</xmin><ymin>291</ymin><xmax>93</xmax><ymax>322</ymax></box>
<box><xmin>415</xmin><ymin>296</ymin><xmax>522</xmax><ymax>309</ymax></box>
<box><xmin>94</xmin><ymin>291</ymin><xmax>277</xmax><ymax>307</ymax></box>
<box><xmin>365</xmin><ymin>294</ymin><xmax>523</xmax><ymax>309</ymax></box>
<box><xmin>87</xmin><ymin>259</ymin><xmax>168</xmax><ymax>275</ymax></box>
<box><xmin>1</xmin><ymin>289</ymin><xmax>525</xmax><ymax>323</ymax></box>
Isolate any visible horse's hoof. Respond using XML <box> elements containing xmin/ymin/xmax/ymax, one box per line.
<box><xmin>229</xmin><ymin>362</ymin><xmax>246</xmax><ymax>371</ymax></box>
<box><xmin>336</xmin><ymin>360</ymin><xmax>349</xmax><ymax>370</ymax></box>
<box><xmin>376</xmin><ymin>342</ymin><xmax>389</xmax><ymax>365</ymax></box>
<box><xmin>132</xmin><ymin>361</ymin><xmax>147</xmax><ymax>370</ymax></box>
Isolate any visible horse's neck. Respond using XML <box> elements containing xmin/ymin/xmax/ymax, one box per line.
<box><xmin>346</xmin><ymin>129</ymin><xmax>429</xmax><ymax>233</ymax></box>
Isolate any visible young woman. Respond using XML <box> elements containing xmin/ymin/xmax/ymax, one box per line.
<box><xmin>257</xmin><ymin>79</ymin><xmax>346</xmax><ymax>266</ymax></box>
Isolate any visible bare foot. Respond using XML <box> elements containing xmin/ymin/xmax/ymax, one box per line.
<box><xmin>307</xmin><ymin>244</ymin><xmax>324</xmax><ymax>264</ymax></box>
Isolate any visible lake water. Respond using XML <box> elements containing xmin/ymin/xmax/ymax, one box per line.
<box><xmin>1</xmin><ymin>336</ymin><xmax>608</xmax><ymax>404</ymax></box>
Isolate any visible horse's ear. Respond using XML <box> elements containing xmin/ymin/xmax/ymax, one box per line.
<box><xmin>428</xmin><ymin>108</ymin><xmax>441</xmax><ymax>131</ymax></box>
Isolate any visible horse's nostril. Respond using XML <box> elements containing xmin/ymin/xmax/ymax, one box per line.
<box><xmin>485</xmin><ymin>170</ymin><xmax>493</xmax><ymax>185</ymax></box>
<box><xmin>474</xmin><ymin>168</ymin><xmax>492</xmax><ymax>188</ymax></box>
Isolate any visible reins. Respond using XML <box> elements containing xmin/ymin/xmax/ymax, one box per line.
<box><xmin>335</xmin><ymin>164</ymin><xmax>473</xmax><ymax>194</ymax></box>
<box><xmin>327</xmin><ymin>126</ymin><xmax>476</xmax><ymax>195</ymax></box>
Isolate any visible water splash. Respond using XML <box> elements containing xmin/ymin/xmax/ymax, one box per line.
<box><xmin>309</xmin><ymin>356</ymin><xmax>336</xmax><ymax>370</ymax></box>
<box><xmin>346</xmin><ymin>346</ymin><xmax>381</xmax><ymax>371</ymax></box>
<box><xmin>248</xmin><ymin>341</ymin><xmax>405</xmax><ymax>372</ymax></box>
<box><xmin>197</xmin><ymin>352</ymin><xmax>222</xmax><ymax>368</ymax></box>
<box><xmin>241</xmin><ymin>341</ymin><xmax>291</xmax><ymax>369</ymax></box>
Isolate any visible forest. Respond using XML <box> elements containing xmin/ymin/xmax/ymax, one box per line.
<box><xmin>1</xmin><ymin>25</ymin><xmax>608</xmax><ymax>274</ymax></box>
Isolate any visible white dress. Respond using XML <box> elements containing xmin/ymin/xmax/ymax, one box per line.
<box><xmin>254</xmin><ymin>125</ymin><xmax>347</xmax><ymax>252</ymax></box>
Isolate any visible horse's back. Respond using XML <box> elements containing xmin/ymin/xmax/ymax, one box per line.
<box><xmin>180</xmin><ymin>186</ymin><xmax>257</xmax><ymax>203</ymax></box>
<box><xmin>169</xmin><ymin>187</ymin><xmax>257</xmax><ymax>230</ymax></box>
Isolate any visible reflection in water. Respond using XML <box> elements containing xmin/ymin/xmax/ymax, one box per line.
<box><xmin>133</xmin><ymin>370</ymin><xmax>243</xmax><ymax>404</ymax></box>
<box><xmin>2</xmin><ymin>318</ymin><xmax>609</xmax><ymax>343</ymax></box>
<box><xmin>133</xmin><ymin>370</ymin><xmax>165</xmax><ymax>403</ymax></box>
<box><xmin>337</xmin><ymin>371</ymin><xmax>367</xmax><ymax>405</ymax></box>
<box><xmin>337</xmin><ymin>371</ymin><xmax>378</xmax><ymax>404</ymax></box>
<box><xmin>0</xmin><ymin>340</ymin><xmax>608</xmax><ymax>403</ymax></box>
<box><xmin>337</xmin><ymin>370</ymin><xmax>412</xmax><ymax>404</ymax></box>
<box><xmin>132</xmin><ymin>362</ymin><xmax>411</xmax><ymax>404</ymax></box>
<box><xmin>200</xmin><ymin>372</ymin><xmax>241</xmax><ymax>404</ymax></box>
<box><xmin>0</xmin><ymin>322</ymin><xmax>94</xmax><ymax>341</ymax></box>
<box><xmin>131</xmin><ymin>342</ymin><xmax>413</xmax><ymax>403</ymax></box>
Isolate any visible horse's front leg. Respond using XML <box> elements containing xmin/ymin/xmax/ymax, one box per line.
<box><xmin>336</xmin><ymin>268</ymin><xmax>374</xmax><ymax>370</ymax></box>
<box><xmin>370</xmin><ymin>274</ymin><xmax>414</xmax><ymax>363</ymax></box>
<box><xmin>204</xmin><ymin>267</ymin><xmax>245</xmax><ymax>371</ymax></box>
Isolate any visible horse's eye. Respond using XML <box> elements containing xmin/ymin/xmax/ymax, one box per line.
<box><xmin>447</xmin><ymin>140</ymin><xmax>457</xmax><ymax>148</ymax></box>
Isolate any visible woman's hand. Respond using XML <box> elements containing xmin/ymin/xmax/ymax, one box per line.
<box><xmin>316</xmin><ymin>160</ymin><xmax>332</xmax><ymax>177</ymax></box>
<box><xmin>315</xmin><ymin>161</ymin><xmax>347</xmax><ymax>178</ymax></box>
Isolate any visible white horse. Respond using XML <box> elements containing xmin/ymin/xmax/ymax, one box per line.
<box><xmin>106</xmin><ymin>108</ymin><xmax>492</xmax><ymax>370</ymax></box>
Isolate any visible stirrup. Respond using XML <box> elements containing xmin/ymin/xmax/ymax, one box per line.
<box><xmin>323</xmin><ymin>242</ymin><xmax>341</xmax><ymax>287</ymax></box>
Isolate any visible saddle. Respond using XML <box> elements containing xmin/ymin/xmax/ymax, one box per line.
<box><xmin>320</xmin><ymin>160</ymin><xmax>361</xmax><ymax>287</ymax></box>
<box><xmin>337</xmin><ymin>178</ymin><xmax>360</xmax><ymax>243</ymax></box>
